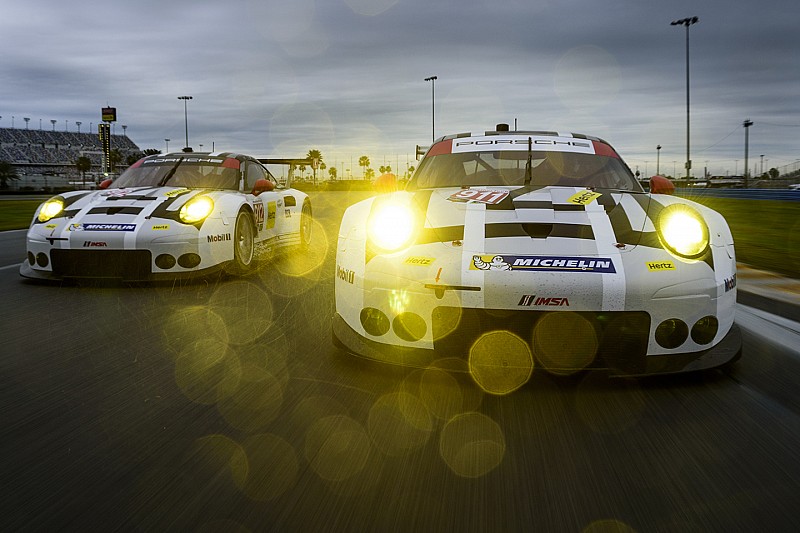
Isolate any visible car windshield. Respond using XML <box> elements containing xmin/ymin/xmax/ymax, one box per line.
<box><xmin>410</xmin><ymin>150</ymin><xmax>641</xmax><ymax>191</ymax></box>
<box><xmin>113</xmin><ymin>156</ymin><xmax>241</xmax><ymax>190</ymax></box>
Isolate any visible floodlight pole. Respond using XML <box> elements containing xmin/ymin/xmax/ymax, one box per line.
<box><xmin>671</xmin><ymin>16</ymin><xmax>698</xmax><ymax>179</ymax></box>
<box><xmin>424</xmin><ymin>76</ymin><xmax>437</xmax><ymax>143</ymax></box>
<box><xmin>178</xmin><ymin>96</ymin><xmax>193</xmax><ymax>149</ymax></box>
<box><xmin>743</xmin><ymin>119</ymin><xmax>753</xmax><ymax>188</ymax></box>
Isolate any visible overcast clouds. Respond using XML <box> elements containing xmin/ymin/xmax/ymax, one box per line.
<box><xmin>1</xmin><ymin>0</ymin><xmax>798</xmax><ymax>177</ymax></box>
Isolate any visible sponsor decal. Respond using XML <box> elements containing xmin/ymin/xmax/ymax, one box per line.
<box><xmin>267</xmin><ymin>201</ymin><xmax>276</xmax><ymax>229</ymax></box>
<box><xmin>471</xmin><ymin>254</ymin><xmax>616</xmax><ymax>273</ymax></box>
<box><xmin>336</xmin><ymin>264</ymin><xmax>354</xmax><ymax>284</ymax></box>
<box><xmin>452</xmin><ymin>137</ymin><xmax>593</xmax><ymax>153</ymax></box>
<box><xmin>152</xmin><ymin>224</ymin><xmax>170</xmax><ymax>230</ymax></box>
<box><xmin>278</xmin><ymin>199</ymin><xmax>284</xmax><ymax>208</ymax></box>
<box><xmin>45</xmin><ymin>224</ymin><xmax>58</xmax><ymax>230</ymax></box>
<box><xmin>285</xmin><ymin>208</ymin><xmax>292</xmax><ymax>218</ymax></box>
<box><xmin>207</xmin><ymin>233</ymin><xmax>231</xmax><ymax>243</ymax></box>
<box><xmin>448</xmin><ymin>188</ymin><xmax>510</xmax><ymax>205</ymax></box>
<box><xmin>568</xmin><ymin>190</ymin><xmax>602</xmax><ymax>206</ymax></box>
<box><xmin>142</xmin><ymin>157</ymin><xmax>223</xmax><ymax>165</ymax></box>
<box><xmin>253</xmin><ymin>200</ymin><xmax>265</xmax><ymax>228</ymax></box>
<box><xmin>69</xmin><ymin>223</ymin><xmax>136</xmax><ymax>232</ymax></box>
<box><xmin>164</xmin><ymin>188</ymin><xmax>190</xmax><ymax>198</ymax></box>
<box><xmin>724</xmin><ymin>273</ymin><xmax>737</xmax><ymax>292</ymax></box>
<box><xmin>404</xmin><ymin>256</ymin><xmax>435</xmax><ymax>266</ymax></box>
<box><xmin>518</xmin><ymin>295</ymin><xmax>570</xmax><ymax>307</ymax></box>
<box><xmin>83</xmin><ymin>241</ymin><xmax>108</xmax><ymax>247</ymax></box>
<box><xmin>646</xmin><ymin>261</ymin><xmax>676</xmax><ymax>271</ymax></box>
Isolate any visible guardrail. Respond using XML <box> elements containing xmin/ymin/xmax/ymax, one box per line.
<box><xmin>674</xmin><ymin>188</ymin><xmax>800</xmax><ymax>201</ymax></box>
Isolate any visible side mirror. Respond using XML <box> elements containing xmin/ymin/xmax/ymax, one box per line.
<box><xmin>374</xmin><ymin>173</ymin><xmax>397</xmax><ymax>194</ymax></box>
<box><xmin>649</xmin><ymin>175</ymin><xmax>675</xmax><ymax>195</ymax></box>
<box><xmin>99</xmin><ymin>179</ymin><xmax>113</xmax><ymax>190</ymax></box>
<box><xmin>252</xmin><ymin>179</ymin><xmax>275</xmax><ymax>196</ymax></box>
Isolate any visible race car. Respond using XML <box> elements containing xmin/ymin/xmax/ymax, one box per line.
<box><xmin>21</xmin><ymin>151</ymin><xmax>312</xmax><ymax>281</ymax></box>
<box><xmin>333</xmin><ymin>126</ymin><xmax>741</xmax><ymax>389</ymax></box>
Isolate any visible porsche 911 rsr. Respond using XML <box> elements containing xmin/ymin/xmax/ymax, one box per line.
<box><xmin>20</xmin><ymin>151</ymin><xmax>312</xmax><ymax>281</ymax></box>
<box><xmin>333</xmin><ymin>128</ymin><xmax>741</xmax><ymax>387</ymax></box>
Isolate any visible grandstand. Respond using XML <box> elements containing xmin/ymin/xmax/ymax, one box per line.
<box><xmin>0</xmin><ymin>127</ymin><xmax>142</xmax><ymax>190</ymax></box>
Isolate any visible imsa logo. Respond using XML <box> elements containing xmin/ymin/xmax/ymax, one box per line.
<box><xmin>724</xmin><ymin>273</ymin><xmax>737</xmax><ymax>292</ymax></box>
<box><xmin>518</xmin><ymin>295</ymin><xmax>570</xmax><ymax>307</ymax></box>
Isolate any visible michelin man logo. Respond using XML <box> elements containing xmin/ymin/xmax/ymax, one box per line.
<box><xmin>472</xmin><ymin>255</ymin><xmax>511</xmax><ymax>271</ymax></box>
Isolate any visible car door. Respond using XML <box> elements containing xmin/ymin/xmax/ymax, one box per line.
<box><xmin>243</xmin><ymin>160</ymin><xmax>281</xmax><ymax>242</ymax></box>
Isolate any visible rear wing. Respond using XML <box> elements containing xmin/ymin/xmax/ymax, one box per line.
<box><xmin>258</xmin><ymin>158</ymin><xmax>316</xmax><ymax>188</ymax></box>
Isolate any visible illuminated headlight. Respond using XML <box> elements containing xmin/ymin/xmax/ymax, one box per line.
<box><xmin>367</xmin><ymin>202</ymin><xmax>417</xmax><ymax>253</ymax></box>
<box><xmin>37</xmin><ymin>196</ymin><xmax>65</xmax><ymax>222</ymax></box>
<box><xmin>657</xmin><ymin>204</ymin><xmax>709</xmax><ymax>259</ymax></box>
<box><xmin>179</xmin><ymin>195</ymin><xmax>214</xmax><ymax>224</ymax></box>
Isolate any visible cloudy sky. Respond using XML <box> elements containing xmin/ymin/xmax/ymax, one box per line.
<box><xmin>1</xmin><ymin>0</ymin><xmax>798</xmax><ymax>178</ymax></box>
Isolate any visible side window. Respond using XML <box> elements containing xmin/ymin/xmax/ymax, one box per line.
<box><xmin>245</xmin><ymin>161</ymin><xmax>268</xmax><ymax>192</ymax></box>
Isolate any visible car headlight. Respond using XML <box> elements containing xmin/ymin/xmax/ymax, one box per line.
<box><xmin>179</xmin><ymin>195</ymin><xmax>214</xmax><ymax>224</ymax></box>
<box><xmin>367</xmin><ymin>201</ymin><xmax>417</xmax><ymax>253</ymax></box>
<box><xmin>37</xmin><ymin>196</ymin><xmax>65</xmax><ymax>222</ymax></box>
<box><xmin>656</xmin><ymin>204</ymin><xmax>709</xmax><ymax>259</ymax></box>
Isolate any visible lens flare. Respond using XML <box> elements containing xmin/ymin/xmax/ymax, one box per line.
<box><xmin>469</xmin><ymin>330</ymin><xmax>533</xmax><ymax>395</ymax></box>
<box><xmin>439</xmin><ymin>412</ymin><xmax>505</xmax><ymax>478</ymax></box>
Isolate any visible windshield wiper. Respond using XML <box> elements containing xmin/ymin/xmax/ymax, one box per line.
<box><xmin>523</xmin><ymin>137</ymin><xmax>532</xmax><ymax>185</ymax></box>
<box><xmin>157</xmin><ymin>158</ymin><xmax>184</xmax><ymax>187</ymax></box>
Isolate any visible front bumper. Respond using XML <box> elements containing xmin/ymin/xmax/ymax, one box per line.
<box><xmin>332</xmin><ymin>311</ymin><xmax>742</xmax><ymax>377</ymax></box>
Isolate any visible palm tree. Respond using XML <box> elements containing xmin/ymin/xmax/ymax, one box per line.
<box><xmin>108</xmin><ymin>148</ymin><xmax>123</xmax><ymax>172</ymax></box>
<box><xmin>358</xmin><ymin>155</ymin><xmax>370</xmax><ymax>179</ymax></box>
<box><xmin>0</xmin><ymin>160</ymin><xmax>19</xmax><ymax>190</ymax></box>
<box><xmin>328</xmin><ymin>166</ymin><xmax>337</xmax><ymax>180</ymax></box>
<box><xmin>75</xmin><ymin>156</ymin><xmax>92</xmax><ymax>188</ymax></box>
<box><xmin>307</xmin><ymin>149</ymin><xmax>323</xmax><ymax>185</ymax></box>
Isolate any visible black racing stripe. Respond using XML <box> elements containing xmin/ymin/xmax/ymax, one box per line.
<box><xmin>88</xmin><ymin>207</ymin><xmax>144</xmax><ymax>215</ymax></box>
<box><xmin>486</xmin><ymin>185</ymin><xmax>548</xmax><ymax>210</ymax></box>
<box><xmin>553</xmin><ymin>204</ymin><xmax>586</xmax><ymax>212</ymax></box>
<box><xmin>412</xmin><ymin>189</ymin><xmax>435</xmax><ymax>215</ymax></box>
<box><xmin>596</xmin><ymin>192</ymin><xmax>619</xmax><ymax>213</ymax></box>
<box><xmin>508</xmin><ymin>201</ymin><xmax>553</xmax><ymax>210</ymax></box>
<box><xmin>62</xmin><ymin>192</ymin><xmax>93</xmax><ymax>208</ymax></box>
<box><xmin>484</xmin><ymin>223</ymin><xmax>595</xmax><ymax>240</ymax></box>
<box><xmin>416</xmin><ymin>225</ymin><xmax>465</xmax><ymax>244</ymax></box>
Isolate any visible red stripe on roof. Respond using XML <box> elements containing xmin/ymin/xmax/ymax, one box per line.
<box><xmin>222</xmin><ymin>158</ymin><xmax>240</xmax><ymax>169</ymax></box>
<box><xmin>130</xmin><ymin>158</ymin><xmax>144</xmax><ymax>168</ymax></box>
<box><xmin>427</xmin><ymin>139</ymin><xmax>452</xmax><ymax>157</ymax></box>
<box><xmin>592</xmin><ymin>140</ymin><xmax>619</xmax><ymax>159</ymax></box>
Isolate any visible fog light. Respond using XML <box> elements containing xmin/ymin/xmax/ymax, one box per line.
<box><xmin>392</xmin><ymin>312</ymin><xmax>427</xmax><ymax>342</ymax></box>
<box><xmin>655</xmin><ymin>318</ymin><xmax>688</xmax><ymax>349</ymax></box>
<box><xmin>691</xmin><ymin>316</ymin><xmax>718</xmax><ymax>345</ymax></box>
<box><xmin>155</xmin><ymin>254</ymin><xmax>176</xmax><ymax>269</ymax></box>
<box><xmin>360</xmin><ymin>308</ymin><xmax>390</xmax><ymax>337</ymax></box>
<box><xmin>177</xmin><ymin>253</ymin><xmax>201</xmax><ymax>268</ymax></box>
<box><xmin>36</xmin><ymin>252</ymin><xmax>49</xmax><ymax>267</ymax></box>
<box><xmin>28</xmin><ymin>252</ymin><xmax>35</xmax><ymax>265</ymax></box>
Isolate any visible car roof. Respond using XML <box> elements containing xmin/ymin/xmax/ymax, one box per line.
<box><xmin>435</xmin><ymin>130</ymin><xmax>612</xmax><ymax>145</ymax></box>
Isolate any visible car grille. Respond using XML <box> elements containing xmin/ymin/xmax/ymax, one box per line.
<box><xmin>50</xmin><ymin>249</ymin><xmax>152</xmax><ymax>280</ymax></box>
<box><xmin>431</xmin><ymin>308</ymin><xmax>651</xmax><ymax>373</ymax></box>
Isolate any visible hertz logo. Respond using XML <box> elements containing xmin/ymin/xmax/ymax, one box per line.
<box><xmin>646</xmin><ymin>261</ymin><xmax>676</xmax><ymax>271</ymax></box>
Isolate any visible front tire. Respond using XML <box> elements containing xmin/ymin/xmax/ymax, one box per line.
<box><xmin>228</xmin><ymin>210</ymin><xmax>255</xmax><ymax>275</ymax></box>
<box><xmin>299</xmin><ymin>201</ymin><xmax>312</xmax><ymax>249</ymax></box>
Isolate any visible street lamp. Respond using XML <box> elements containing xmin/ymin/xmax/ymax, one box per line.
<box><xmin>424</xmin><ymin>76</ymin><xmax>437</xmax><ymax>143</ymax></box>
<box><xmin>24</xmin><ymin>117</ymin><xmax>30</xmax><ymax>129</ymax></box>
<box><xmin>76</xmin><ymin>121</ymin><xmax>82</xmax><ymax>133</ymax></box>
<box><xmin>122</xmin><ymin>125</ymin><xmax>127</xmax><ymax>137</ymax></box>
<box><xmin>50</xmin><ymin>119</ymin><xmax>57</xmax><ymax>131</ymax></box>
<box><xmin>178</xmin><ymin>95</ymin><xmax>193</xmax><ymax>149</ymax></box>
<box><xmin>656</xmin><ymin>145</ymin><xmax>662</xmax><ymax>175</ymax></box>
<box><xmin>743</xmin><ymin>118</ymin><xmax>753</xmax><ymax>188</ymax></box>
<box><xmin>671</xmin><ymin>16</ymin><xmax>699</xmax><ymax>179</ymax></box>
<box><xmin>165</xmin><ymin>138</ymin><xmax>171</xmax><ymax>152</ymax></box>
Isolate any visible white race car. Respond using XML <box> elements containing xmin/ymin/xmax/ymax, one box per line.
<box><xmin>21</xmin><ymin>151</ymin><xmax>311</xmax><ymax>281</ymax></box>
<box><xmin>333</xmin><ymin>127</ymin><xmax>741</xmax><ymax>389</ymax></box>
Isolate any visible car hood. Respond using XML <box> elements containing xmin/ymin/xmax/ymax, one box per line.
<box><xmin>408</xmin><ymin>185</ymin><xmax>658</xmax><ymax>256</ymax></box>
<box><xmin>57</xmin><ymin>186</ymin><xmax>207</xmax><ymax>221</ymax></box>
